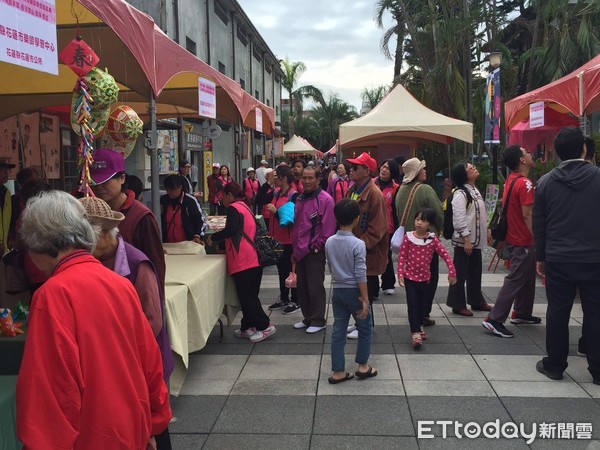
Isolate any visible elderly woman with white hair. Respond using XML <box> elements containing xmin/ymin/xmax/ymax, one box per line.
<box><xmin>16</xmin><ymin>190</ymin><xmax>171</xmax><ymax>450</ymax></box>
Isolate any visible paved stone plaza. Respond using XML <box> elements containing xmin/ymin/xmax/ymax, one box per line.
<box><xmin>169</xmin><ymin>266</ymin><xmax>600</xmax><ymax>449</ymax></box>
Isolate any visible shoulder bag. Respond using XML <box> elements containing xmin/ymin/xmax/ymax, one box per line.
<box><xmin>490</xmin><ymin>176</ymin><xmax>523</xmax><ymax>242</ymax></box>
<box><xmin>391</xmin><ymin>183</ymin><xmax>421</xmax><ymax>254</ymax></box>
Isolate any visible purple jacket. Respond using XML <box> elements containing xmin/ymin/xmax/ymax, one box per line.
<box><xmin>292</xmin><ymin>188</ymin><xmax>336</xmax><ymax>261</ymax></box>
<box><xmin>114</xmin><ymin>236</ymin><xmax>174</xmax><ymax>383</ymax></box>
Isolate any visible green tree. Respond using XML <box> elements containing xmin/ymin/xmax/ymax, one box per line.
<box><xmin>360</xmin><ymin>85</ymin><xmax>389</xmax><ymax>111</ymax></box>
<box><xmin>309</xmin><ymin>94</ymin><xmax>358</xmax><ymax>151</ymax></box>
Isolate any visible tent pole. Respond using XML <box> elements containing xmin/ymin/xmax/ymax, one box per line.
<box><xmin>147</xmin><ymin>91</ymin><xmax>161</xmax><ymax>234</ymax></box>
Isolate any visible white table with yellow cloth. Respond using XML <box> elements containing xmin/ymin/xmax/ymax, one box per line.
<box><xmin>163</xmin><ymin>243</ymin><xmax>240</xmax><ymax>395</ymax></box>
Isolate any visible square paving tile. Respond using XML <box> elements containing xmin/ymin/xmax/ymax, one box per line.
<box><xmin>404</xmin><ymin>380</ymin><xmax>495</xmax><ymax>397</ymax></box>
<box><xmin>490</xmin><ymin>380</ymin><xmax>590</xmax><ymax>398</ymax></box>
<box><xmin>397</xmin><ymin>354</ymin><xmax>485</xmax><ymax>381</ymax></box>
<box><xmin>169</xmin><ymin>395</ymin><xmax>227</xmax><ymax>433</ymax></box>
<box><xmin>458</xmin><ymin>325</ymin><xmax>535</xmax><ymax>344</ymax></box>
<box><xmin>317</xmin><ymin>378</ymin><xmax>405</xmax><ymax>396</ymax></box>
<box><xmin>240</xmin><ymin>355</ymin><xmax>321</xmax><ymax>380</ymax></box>
<box><xmin>231</xmin><ymin>379</ymin><xmax>317</xmax><ymax>396</ymax></box>
<box><xmin>313</xmin><ymin>396</ymin><xmax>414</xmax><ymax>436</ymax></box>
<box><xmin>417</xmin><ymin>437</ymin><xmax>529</xmax><ymax>449</ymax></box>
<box><xmin>468</xmin><ymin>343</ymin><xmax>545</xmax><ymax>355</ymax></box>
<box><xmin>311</xmin><ymin>435</ymin><xmax>417</xmax><ymax>449</ymax></box>
<box><xmin>473</xmin><ymin>355</ymin><xmax>548</xmax><ymax>381</ymax></box>
<box><xmin>565</xmin><ymin>356</ymin><xmax>597</xmax><ymax>383</ymax></box>
<box><xmin>251</xmin><ymin>343</ymin><xmax>323</xmax><ymax>355</ymax></box>
<box><xmin>186</xmin><ymin>354</ymin><xmax>248</xmax><ymax>380</ymax></box>
<box><xmin>394</xmin><ymin>343</ymin><xmax>470</xmax><ymax>354</ymax></box>
<box><xmin>203</xmin><ymin>434</ymin><xmax>310</xmax><ymax>450</ymax></box>
<box><xmin>390</xmin><ymin>324</ymin><xmax>463</xmax><ymax>344</ymax></box>
<box><xmin>179</xmin><ymin>379</ymin><xmax>235</xmax><ymax>396</ymax></box>
<box><xmin>169</xmin><ymin>433</ymin><xmax>207</xmax><ymax>449</ymax></box>
<box><xmin>212</xmin><ymin>395</ymin><xmax>315</xmax><ymax>434</ymax></box>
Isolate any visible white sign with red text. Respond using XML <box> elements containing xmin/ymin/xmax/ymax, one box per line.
<box><xmin>0</xmin><ymin>0</ymin><xmax>58</xmax><ymax>75</ymax></box>
<box><xmin>198</xmin><ymin>77</ymin><xmax>216</xmax><ymax>119</ymax></box>
<box><xmin>529</xmin><ymin>101</ymin><xmax>545</xmax><ymax>128</ymax></box>
<box><xmin>255</xmin><ymin>108</ymin><xmax>262</xmax><ymax>134</ymax></box>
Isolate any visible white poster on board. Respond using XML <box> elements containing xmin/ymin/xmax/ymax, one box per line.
<box><xmin>198</xmin><ymin>77</ymin><xmax>216</xmax><ymax>119</ymax></box>
<box><xmin>0</xmin><ymin>0</ymin><xmax>58</xmax><ymax>75</ymax></box>
<box><xmin>529</xmin><ymin>101</ymin><xmax>545</xmax><ymax>128</ymax></box>
<box><xmin>255</xmin><ymin>108</ymin><xmax>263</xmax><ymax>134</ymax></box>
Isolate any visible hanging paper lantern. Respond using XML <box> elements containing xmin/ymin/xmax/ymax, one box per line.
<box><xmin>107</xmin><ymin>105</ymin><xmax>144</xmax><ymax>159</ymax></box>
<box><xmin>84</xmin><ymin>67</ymin><xmax>119</xmax><ymax>107</ymax></box>
<box><xmin>59</xmin><ymin>36</ymin><xmax>99</xmax><ymax>77</ymax></box>
<box><xmin>107</xmin><ymin>106</ymin><xmax>143</xmax><ymax>143</ymax></box>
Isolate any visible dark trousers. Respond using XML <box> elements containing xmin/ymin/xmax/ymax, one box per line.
<box><xmin>209</xmin><ymin>202</ymin><xmax>217</xmax><ymax>216</ymax></box>
<box><xmin>276</xmin><ymin>244</ymin><xmax>297</xmax><ymax>303</ymax></box>
<box><xmin>296</xmin><ymin>251</ymin><xmax>327</xmax><ymax>327</ymax></box>
<box><xmin>155</xmin><ymin>427</ymin><xmax>172</xmax><ymax>450</ymax></box>
<box><xmin>543</xmin><ymin>262</ymin><xmax>600</xmax><ymax>379</ymax></box>
<box><xmin>488</xmin><ymin>245</ymin><xmax>536</xmax><ymax>323</ymax></box>
<box><xmin>446</xmin><ymin>247</ymin><xmax>486</xmax><ymax>309</ymax></box>
<box><xmin>424</xmin><ymin>253</ymin><xmax>439</xmax><ymax>317</ymax></box>
<box><xmin>367</xmin><ymin>275</ymin><xmax>379</xmax><ymax>303</ymax></box>
<box><xmin>233</xmin><ymin>266</ymin><xmax>270</xmax><ymax>331</ymax></box>
<box><xmin>405</xmin><ymin>279</ymin><xmax>428</xmax><ymax>333</ymax></box>
<box><xmin>380</xmin><ymin>238</ymin><xmax>396</xmax><ymax>290</ymax></box>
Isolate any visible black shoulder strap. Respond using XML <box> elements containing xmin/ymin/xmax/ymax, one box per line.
<box><xmin>501</xmin><ymin>176</ymin><xmax>523</xmax><ymax>218</ymax></box>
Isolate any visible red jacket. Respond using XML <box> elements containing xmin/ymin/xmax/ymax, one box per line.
<box><xmin>17</xmin><ymin>251</ymin><xmax>171</xmax><ymax>449</ymax></box>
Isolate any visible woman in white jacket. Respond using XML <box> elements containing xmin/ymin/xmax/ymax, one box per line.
<box><xmin>445</xmin><ymin>162</ymin><xmax>493</xmax><ymax>316</ymax></box>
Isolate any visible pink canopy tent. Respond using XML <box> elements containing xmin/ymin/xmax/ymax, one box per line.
<box><xmin>505</xmin><ymin>53</ymin><xmax>600</xmax><ymax>130</ymax></box>
<box><xmin>508</xmin><ymin>107</ymin><xmax>579</xmax><ymax>153</ymax></box>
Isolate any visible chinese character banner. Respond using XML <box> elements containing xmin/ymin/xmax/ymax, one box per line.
<box><xmin>0</xmin><ymin>0</ymin><xmax>58</xmax><ymax>75</ymax></box>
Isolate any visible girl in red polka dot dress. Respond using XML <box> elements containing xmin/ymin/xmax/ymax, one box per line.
<box><xmin>398</xmin><ymin>208</ymin><xmax>457</xmax><ymax>349</ymax></box>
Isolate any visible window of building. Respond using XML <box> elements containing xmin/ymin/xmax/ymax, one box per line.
<box><xmin>266</xmin><ymin>99</ymin><xmax>270</xmax><ymax>106</ymax></box>
<box><xmin>276</xmin><ymin>105</ymin><xmax>279</xmax><ymax>115</ymax></box>
<box><xmin>214</xmin><ymin>0</ymin><xmax>229</xmax><ymax>25</ymax></box>
<box><xmin>236</xmin><ymin>27</ymin><xmax>248</xmax><ymax>47</ymax></box>
<box><xmin>239</xmin><ymin>78</ymin><xmax>245</xmax><ymax>89</ymax></box>
<box><xmin>185</xmin><ymin>37</ymin><xmax>196</xmax><ymax>55</ymax></box>
<box><xmin>218</xmin><ymin>61</ymin><xmax>226</xmax><ymax>75</ymax></box>
<box><xmin>253</xmin><ymin>48</ymin><xmax>262</xmax><ymax>62</ymax></box>
<box><xmin>255</xmin><ymin>90</ymin><xmax>260</xmax><ymax>100</ymax></box>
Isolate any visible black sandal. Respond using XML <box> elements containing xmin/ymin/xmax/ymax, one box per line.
<box><xmin>328</xmin><ymin>372</ymin><xmax>354</xmax><ymax>384</ymax></box>
<box><xmin>355</xmin><ymin>366</ymin><xmax>378</xmax><ymax>379</ymax></box>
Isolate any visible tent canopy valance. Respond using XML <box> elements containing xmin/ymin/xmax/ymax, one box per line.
<box><xmin>283</xmin><ymin>135</ymin><xmax>323</xmax><ymax>157</ymax></box>
<box><xmin>339</xmin><ymin>85</ymin><xmax>473</xmax><ymax>150</ymax></box>
<box><xmin>505</xmin><ymin>53</ymin><xmax>600</xmax><ymax>130</ymax></box>
<box><xmin>0</xmin><ymin>0</ymin><xmax>274</xmax><ymax>134</ymax></box>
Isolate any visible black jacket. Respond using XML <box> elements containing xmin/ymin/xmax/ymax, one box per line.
<box><xmin>533</xmin><ymin>160</ymin><xmax>600</xmax><ymax>263</ymax></box>
<box><xmin>160</xmin><ymin>192</ymin><xmax>204</xmax><ymax>242</ymax></box>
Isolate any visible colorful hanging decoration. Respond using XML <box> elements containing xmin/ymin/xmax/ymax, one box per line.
<box><xmin>107</xmin><ymin>105</ymin><xmax>143</xmax><ymax>159</ymax></box>
<box><xmin>58</xmin><ymin>36</ymin><xmax>99</xmax><ymax>77</ymax></box>
<box><xmin>0</xmin><ymin>308</ymin><xmax>24</xmax><ymax>337</ymax></box>
<box><xmin>61</xmin><ymin>34</ymin><xmax>120</xmax><ymax>196</ymax></box>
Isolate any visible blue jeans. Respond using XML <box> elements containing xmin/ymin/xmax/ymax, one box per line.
<box><xmin>331</xmin><ymin>287</ymin><xmax>373</xmax><ymax>372</ymax></box>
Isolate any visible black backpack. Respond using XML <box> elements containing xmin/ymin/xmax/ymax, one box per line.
<box><xmin>443</xmin><ymin>187</ymin><xmax>473</xmax><ymax>240</ymax></box>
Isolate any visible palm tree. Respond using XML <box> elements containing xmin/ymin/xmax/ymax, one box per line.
<box><xmin>309</xmin><ymin>94</ymin><xmax>358</xmax><ymax>150</ymax></box>
<box><xmin>360</xmin><ymin>85</ymin><xmax>389</xmax><ymax>112</ymax></box>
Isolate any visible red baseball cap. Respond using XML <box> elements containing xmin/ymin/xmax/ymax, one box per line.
<box><xmin>346</xmin><ymin>152</ymin><xmax>377</xmax><ymax>175</ymax></box>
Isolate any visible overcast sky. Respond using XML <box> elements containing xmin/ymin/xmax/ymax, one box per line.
<box><xmin>236</xmin><ymin>1</ymin><xmax>395</xmax><ymax>112</ymax></box>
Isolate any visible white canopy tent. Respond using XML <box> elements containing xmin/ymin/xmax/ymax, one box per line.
<box><xmin>339</xmin><ymin>85</ymin><xmax>473</xmax><ymax>151</ymax></box>
<box><xmin>283</xmin><ymin>134</ymin><xmax>324</xmax><ymax>157</ymax></box>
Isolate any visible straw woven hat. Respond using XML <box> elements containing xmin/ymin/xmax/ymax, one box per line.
<box><xmin>80</xmin><ymin>196</ymin><xmax>125</xmax><ymax>230</ymax></box>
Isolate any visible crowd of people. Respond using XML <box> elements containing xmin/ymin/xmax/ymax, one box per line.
<box><xmin>1</xmin><ymin>126</ymin><xmax>598</xmax><ymax>445</ymax></box>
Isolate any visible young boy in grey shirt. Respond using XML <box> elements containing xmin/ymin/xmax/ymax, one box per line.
<box><xmin>325</xmin><ymin>199</ymin><xmax>377</xmax><ymax>383</ymax></box>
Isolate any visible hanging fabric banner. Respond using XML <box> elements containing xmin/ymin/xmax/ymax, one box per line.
<box><xmin>198</xmin><ymin>77</ymin><xmax>216</xmax><ymax>119</ymax></box>
<box><xmin>484</xmin><ymin>68</ymin><xmax>501</xmax><ymax>144</ymax></box>
<box><xmin>255</xmin><ymin>108</ymin><xmax>263</xmax><ymax>134</ymax></box>
<box><xmin>19</xmin><ymin>112</ymin><xmax>41</xmax><ymax>169</ymax></box>
<box><xmin>0</xmin><ymin>0</ymin><xmax>58</xmax><ymax>75</ymax></box>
